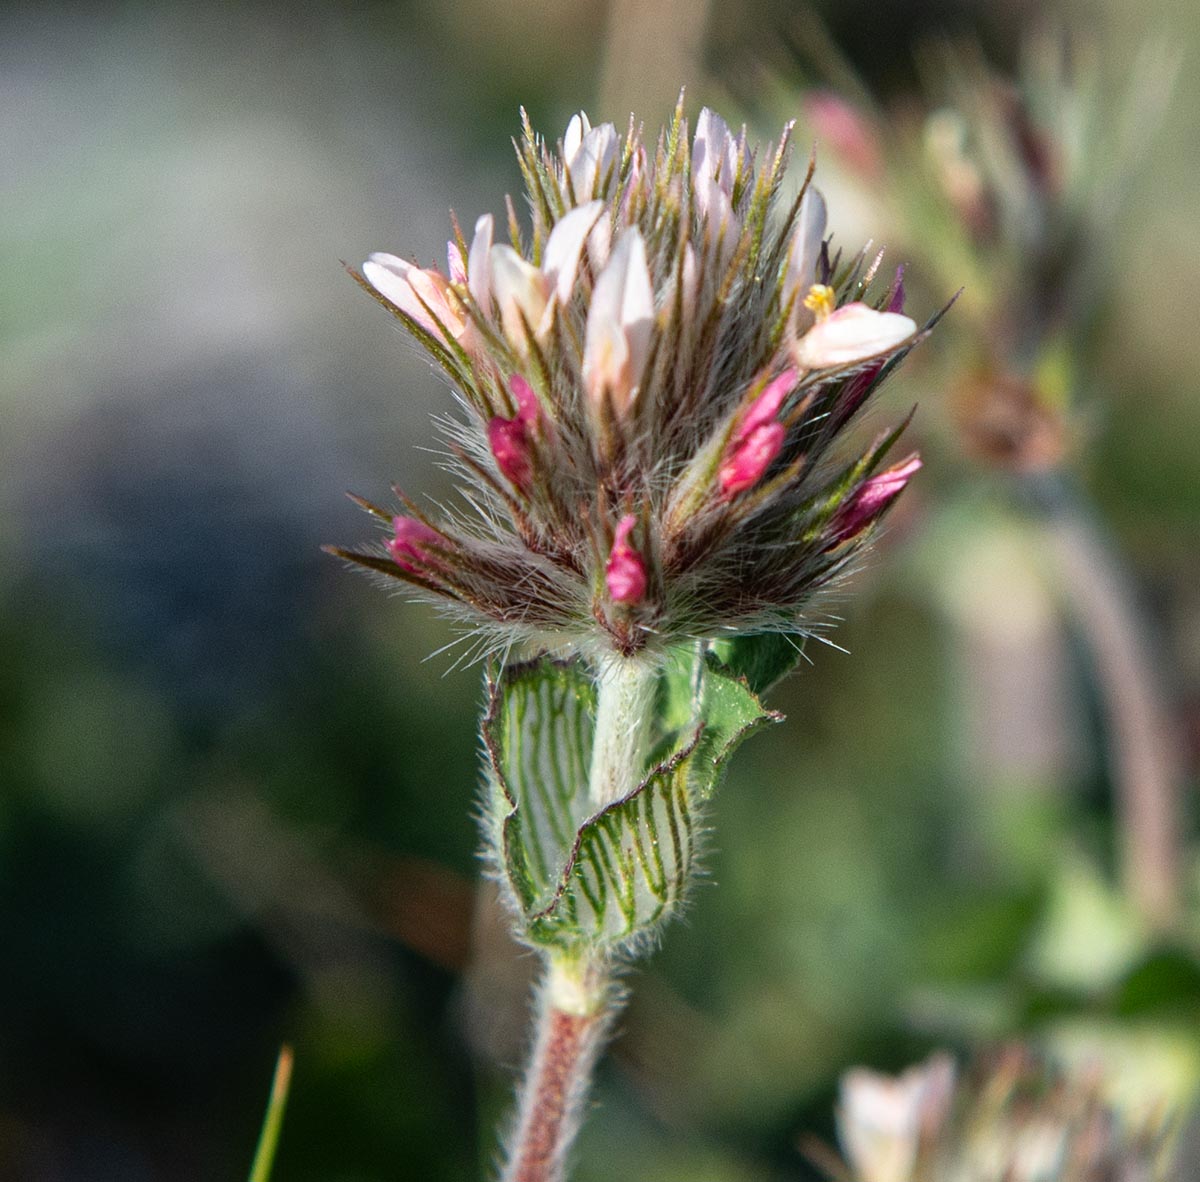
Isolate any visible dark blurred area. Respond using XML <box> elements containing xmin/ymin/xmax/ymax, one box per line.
<box><xmin>2</xmin><ymin>1</ymin><xmax>1198</xmax><ymax>1179</ymax></box>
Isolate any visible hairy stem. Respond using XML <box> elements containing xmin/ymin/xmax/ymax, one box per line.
<box><xmin>501</xmin><ymin>956</ymin><xmax>619</xmax><ymax>1182</ymax></box>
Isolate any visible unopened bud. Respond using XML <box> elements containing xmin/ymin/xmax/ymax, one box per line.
<box><xmin>387</xmin><ymin>516</ymin><xmax>445</xmax><ymax>573</ymax></box>
<box><xmin>605</xmin><ymin>515</ymin><xmax>647</xmax><ymax>604</ymax></box>
<box><xmin>832</xmin><ymin>455</ymin><xmax>922</xmax><ymax>542</ymax></box>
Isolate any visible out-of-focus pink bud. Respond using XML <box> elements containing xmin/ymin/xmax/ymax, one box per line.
<box><xmin>605</xmin><ymin>515</ymin><xmax>647</xmax><ymax>605</ymax></box>
<box><xmin>719</xmin><ymin>369</ymin><xmax>796</xmax><ymax>497</ymax></box>
<box><xmin>362</xmin><ymin>254</ymin><xmax>464</xmax><ymax>340</ymax></box>
<box><xmin>804</xmin><ymin>92</ymin><xmax>884</xmax><ymax>180</ymax></box>
<box><xmin>887</xmin><ymin>265</ymin><xmax>906</xmax><ymax>313</ymax></box>
<box><xmin>681</xmin><ymin>242</ymin><xmax>700</xmax><ymax>324</ymax></box>
<box><xmin>831</xmin><ymin>455</ymin><xmax>922</xmax><ymax>542</ymax></box>
<box><xmin>387</xmin><ymin>516</ymin><xmax>445</xmax><ymax>573</ymax></box>
<box><xmin>794</xmin><ymin>302</ymin><xmax>916</xmax><ymax>370</ymax></box>
<box><xmin>583</xmin><ymin>229</ymin><xmax>655</xmax><ymax>415</ymax></box>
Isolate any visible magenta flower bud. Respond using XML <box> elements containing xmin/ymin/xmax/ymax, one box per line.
<box><xmin>718</xmin><ymin>369</ymin><xmax>796</xmax><ymax>497</ymax></box>
<box><xmin>488</xmin><ymin>415</ymin><xmax>532</xmax><ymax>491</ymax></box>
<box><xmin>605</xmin><ymin>515</ymin><xmax>647</xmax><ymax>605</ymax></box>
<box><xmin>387</xmin><ymin>516</ymin><xmax>444</xmax><ymax>573</ymax></box>
<box><xmin>832</xmin><ymin>454</ymin><xmax>922</xmax><ymax>542</ymax></box>
<box><xmin>509</xmin><ymin>373</ymin><xmax>541</xmax><ymax>427</ymax></box>
<box><xmin>736</xmin><ymin>369</ymin><xmax>795</xmax><ymax>439</ymax></box>
<box><xmin>719</xmin><ymin>422</ymin><xmax>787</xmax><ymax>497</ymax></box>
<box><xmin>487</xmin><ymin>373</ymin><xmax>545</xmax><ymax>491</ymax></box>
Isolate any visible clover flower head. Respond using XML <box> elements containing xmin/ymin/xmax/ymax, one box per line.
<box><xmin>334</xmin><ymin>99</ymin><xmax>934</xmax><ymax>662</ymax></box>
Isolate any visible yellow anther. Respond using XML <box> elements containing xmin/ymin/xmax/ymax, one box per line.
<box><xmin>803</xmin><ymin>283</ymin><xmax>836</xmax><ymax>322</ymax></box>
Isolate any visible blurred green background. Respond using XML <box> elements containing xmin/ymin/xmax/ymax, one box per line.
<box><xmin>3</xmin><ymin>1</ymin><xmax>1199</xmax><ymax>1179</ymax></box>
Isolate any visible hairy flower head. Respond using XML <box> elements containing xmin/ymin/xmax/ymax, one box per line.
<box><xmin>333</xmin><ymin>100</ymin><xmax>935</xmax><ymax>661</ymax></box>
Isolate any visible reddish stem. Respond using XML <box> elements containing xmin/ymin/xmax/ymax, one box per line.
<box><xmin>509</xmin><ymin>1008</ymin><xmax>593</xmax><ymax>1182</ymax></box>
<box><xmin>502</xmin><ymin>962</ymin><xmax>615</xmax><ymax>1182</ymax></box>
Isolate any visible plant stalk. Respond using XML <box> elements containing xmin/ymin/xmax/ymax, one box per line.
<box><xmin>501</xmin><ymin>955</ymin><xmax>618</xmax><ymax>1182</ymax></box>
<box><xmin>1042</xmin><ymin>496</ymin><xmax>1186</xmax><ymax>931</ymax></box>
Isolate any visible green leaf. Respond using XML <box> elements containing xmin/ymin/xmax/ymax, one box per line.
<box><xmin>708</xmin><ymin>632</ymin><xmax>805</xmax><ymax>696</ymax></box>
<box><xmin>247</xmin><ymin>1046</ymin><xmax>293</xmax><ymax>1182</ymax></box>
<box><xmin>484</xmin><ymin>654</ymin><xmax>779</xmax><ymax>954</ymax></box>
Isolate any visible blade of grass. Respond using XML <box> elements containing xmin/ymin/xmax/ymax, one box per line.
<box><xmin>248</xmin><ymin>1046</ymin><xmax>294</xmax><ymax>1182</ymax></box>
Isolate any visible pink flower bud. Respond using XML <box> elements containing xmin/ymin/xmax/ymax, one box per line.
<box><xmin>387</xmin><ymin>516</ymin><xmax>444</xmax><ymax>573</ymax></box>
<box><xmin>718</xmin><ymin>369</ymin><xmax>796</xmax><ymax>497</ymax></box>
<box><xmin>487</xmin><ymin>375</ymin><xmax>543</xmax><ymax>491</ymax></box>
<box><xmin>487</xmin><ymin>416</ymin><xmax>532</xmax><ymax>491</ymax></box>
<box><xmin>605</xmin><ymin>515</ymin><xmax>647</xmax><ymax>605</ymax></box>
<box><xmin>831</xmin><ymin>455</ymin><xmax>922</xmax><ymax>542</ymax></box>
<box><xmin>735</xmin><ymin>369</ymin><xmax>795</xmax><ymax>440</ymax></box>
<box><xmin>509</xmin><ymin>373</ymin><xmax>541</xmax><ymax>427</ymax></box>
<box><xmin>794</xmin><ymin>302</ymin><xmax>916</xmax><ymax>370</ymax></box>
<box><xmin>719</xmin><ymin>422</ymin><xmax>787</xmax><ymax>497</ymax></box>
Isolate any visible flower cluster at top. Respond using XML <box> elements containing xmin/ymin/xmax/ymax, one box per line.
<box><xmin>335</xmin><ymin>102</ymin><xmax>930</xmax><ymax>661</ymax></box>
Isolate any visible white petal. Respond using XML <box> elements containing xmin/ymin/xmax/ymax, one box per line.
<box><xmin>490</xmin><ymin>244</ymin><xmax>549</xmax><ymax>346</ymax></box>
<box><xmin>447</xmin><ymin>240</ymin><xmax>466</xmax><ymax>285</ymax></box>
<box><xmin>679</xmin><ymin>242</ymin><xmax>699</xmax><ymax>324</ymax></box>
<box><xmin>693</xmin><ymin>107</ymin><xmax>738</xmax><ymax>196</ymax></box>
<box><xmin>567</xmin><ymin>122</ymin><xmax>619</xmax><ymax>199</ymax></box>
<box><xmin>542</xmin><ymin>200</ymin><xmax>604</xmax><ymax>306</ymax></box>
<box><xmin>785</xmin><ymin>187</ymin><xmax>827</xmax><ymax>300</ymax></box>
<box><xmin>363</xmin><ymin>252</ymin><xmax>417</xmax><ymax>307</ymax></box>
<box><xmin>467</xmin><ymin>213</ymin><xmax>494</xmax><ymax>309</ymax></box>
<box><xmin>362</xmin><ymin>252</ymin><xmax>448</xmax><ymax>335</ymax></box>
<box><xmin>583</xmin><ymin>229</ymin><xmax>654</xmax><ymax>412</ymax></box>
<box><xmin>794</xmin><ymin>303</ymin><xmax>916</xmax><ymax>369</ymax></box>
<box><xmin>563</xmin><ymin>110</ymin><xmax>591</xmax><ymax>162</ymax></box>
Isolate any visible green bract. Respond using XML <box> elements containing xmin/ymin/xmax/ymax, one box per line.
<box><xmin>484</xmin><ymin>650</ymin><xmax>779</xmax><ymax>954</ymax></box>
